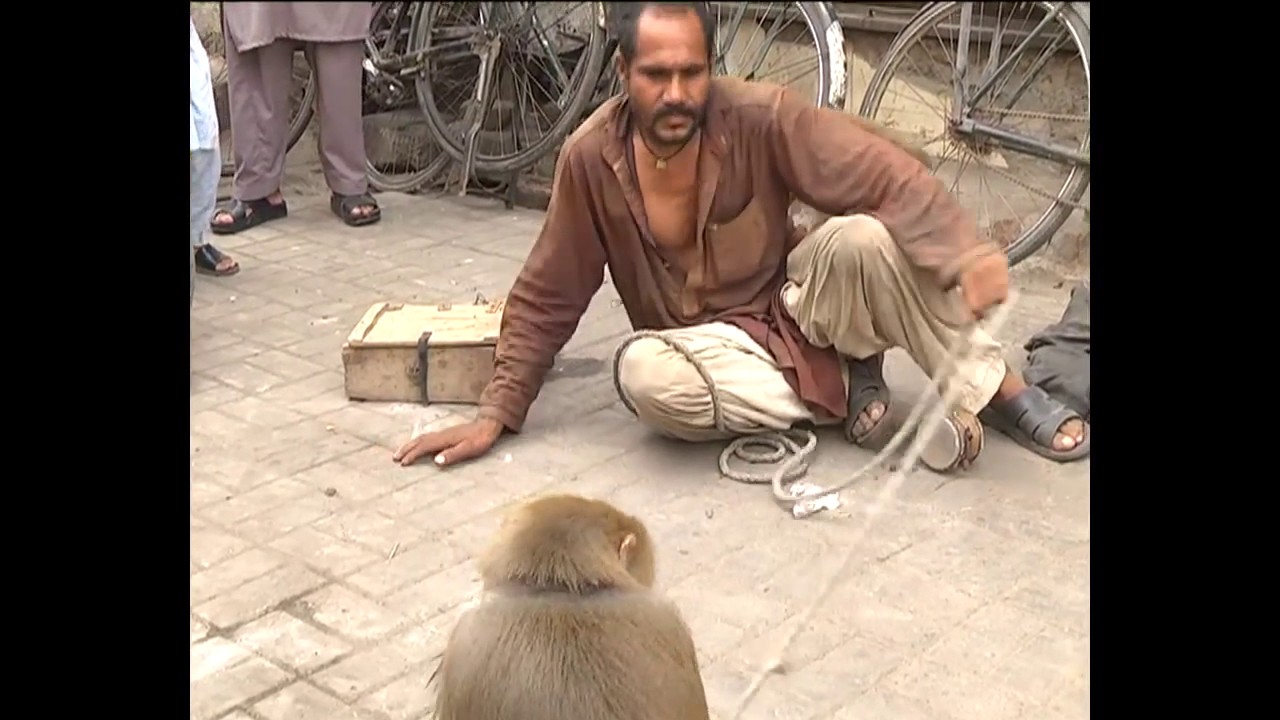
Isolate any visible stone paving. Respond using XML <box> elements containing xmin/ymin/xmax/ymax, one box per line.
<box><xmin>190</xmin><ymin>184</ymin><xmax>1090</xmax><ymax>720</ymax></box>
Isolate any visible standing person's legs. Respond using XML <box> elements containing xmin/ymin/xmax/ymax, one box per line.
<box><xmin>190</xmin><ymin>146</ymin><xmax>239</xmax><ymax>277</ymax></box>
<box><xmin>782</xmin><ymin>215</ymin><xmax>1089</xmax><ymax>463</ymax></box>
<box><xmin>307</xmin><ymin>40</ymin><xmax>381</xmax><ymax>227</ymax></box>
<box><xmin>211</xmin><ymin>35</ymin><xmax>294</xmax><ymax>235</ymax></box>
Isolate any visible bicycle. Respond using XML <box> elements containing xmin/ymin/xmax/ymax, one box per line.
<box><xmin>709</xmin><ymin>2</ymin><xmax>847</xmax><ymax>110</ymax></box>
<box><xmin>856</xmin><ymin>1</ymin><xmax>1090</xmax><ymax>266</ymax></box>
<box><xmin>361</xmin><ymin>1</ymin><xmax>455</xmax><ymax>192</ymax></box>
<box><xmin>375</xmin><ymin>2</ymin><xmax>610</xmax><ymax>190</ymax></box>
<box><xmin>358</xmin><ymin>1</ymin><xmax>849</xmax><ymax>195</ymax></box>
<box><xmin>211</xmin><ymin>3</ymin><xmax>438</xmax><ymax>190</ymax></box>
<box><xmin>214</xmin><ymin>2</ymin><xmax>580</xmax><ymax>195</ymax></box>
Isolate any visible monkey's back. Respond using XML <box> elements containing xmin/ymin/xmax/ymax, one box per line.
<box><xmin>434</xmin><ymin>590</ymin><xmax>710</xmax><ymax>720</ymax></box>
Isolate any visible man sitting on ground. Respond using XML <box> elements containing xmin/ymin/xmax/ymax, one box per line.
<box><xmin>393</xmin><ymin>1</ymin><xmax>1090</xmax><ymax>470</ymax></box>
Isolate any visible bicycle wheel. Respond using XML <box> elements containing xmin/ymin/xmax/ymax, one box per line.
<box><xmin>215</xmin><ymin>47</ymin><xmax>317</xmax><ymax>178</ymax></box>
<box><xmin>710</xmin><ymin>1</ymin><xmax>846</xmax><ymax>110</ymax></box>
<box><xmin>412</xmin><ymin>1</ymin><xmax>608</xmax><ymax>175</ymax></box>
<box><xmin>858</xmin><ymin>2</ymin><xmax>1090</xmax><ymax>266</ymax></box>
<box><xmin>363</xmin><ymin>1</ymin><xmax>452</xmax><ymax>192</ymax></box>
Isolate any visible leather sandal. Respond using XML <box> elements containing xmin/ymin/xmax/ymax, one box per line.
<box><xmin>978</xmin><ymin>386</ymin><xmax>1090</xmax><ymax>462</ymax></box>
<box><xmin>194</xmin><ymin>244</ymin><xmax>240</xmax><ymax>277</ymax></box>
<box><xmin>209</xmin><ymin>197</ymin><xmax>288</xmax><ymax>235</ymax></box>
<box><xmin>331</xmin><ymin>192</ymin><xmax>382</xmax><ymax>227</ymax></box>
<box><xmin>842</xmin><ymin>352</ymin><xmax>893</xmax><ymax>449</ymax></box>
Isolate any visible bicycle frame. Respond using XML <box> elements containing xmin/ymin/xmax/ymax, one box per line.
<box><xmin>368</xmin><ymin>1</ymin><xmax>608</xmax><ymax>191</ymax></box>
<box><xmin>947</xmin><ymin>1</ymin><xmax>1089</xmax><ymax>168</ymax></box>
<box><xmin>367</xmin><ymin>3</ymin><xmax>579</xmax><ymax>79</ymax></box>
<box><xmin>364</xmin><ymin>6</ymin><xmax>469</xmax><ymax>77</ymax></box>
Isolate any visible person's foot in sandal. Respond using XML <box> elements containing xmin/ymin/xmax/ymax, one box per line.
<box><xmin>843</xmin><ymin>353</ymin><xmax>892</xmax><ymax>448</ymax></box>
<box><xmin>194</xmin><ymin>243</ymin><xmax>240</xmax><ymax>277</ymax></box>
<box><xmin>331</xmin><ymin>191</ymin><xmax>382</xmax><ymax>227</ymax></box>
<box><xmin>210</xmin><ymin>191</ymin><xmax>288</xmax><ymax>235</ymax></box>
<box><xmin>979</xmin><ymin>370</ymin><xmax>1089</xmax><ymax>462</ymax></box>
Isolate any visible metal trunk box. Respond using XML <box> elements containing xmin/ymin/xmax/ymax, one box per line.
<box><xmin>341</xmin><ymin>299</ymin><xmax>505</xmax><ymax>404</ymax></box>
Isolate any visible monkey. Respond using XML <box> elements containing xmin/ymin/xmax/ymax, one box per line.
<box><xmin>430</xmin><ymin>493</ymin><xmax>711</xmax><ymax>720</ymax></box>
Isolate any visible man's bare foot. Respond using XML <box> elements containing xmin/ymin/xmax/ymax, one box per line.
<box><xmin>850</xmin><ymin>400</ymin><xmax>886</xmax><ymax>438</ymax></box>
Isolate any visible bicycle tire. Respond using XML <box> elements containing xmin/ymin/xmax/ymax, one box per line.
<box><xmin>754</xmin><ymin>1</ymin><xmax>845</xmax><ymax>110</ymax></box>
<box><xmin>857</xmin><ymin>2</ymin><xmax>1090</xmax><ymax>267</ymax></box>
<box><xmin>364</xmin><ymin>1</ymin><xmax>452</xmax><ymax>193</ymax></box>
<box><xmin>412</xmin><ymin>1</ymin><xmax>608</xmax><ymax>175</ymax></box>
<box><xmin>705</xmin><ymin>1</ymin><xmax>846</xmax><ymax>109</ymax></box>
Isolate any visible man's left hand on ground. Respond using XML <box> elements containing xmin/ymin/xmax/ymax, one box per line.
<box><xmin>958</xmin><ymin>252</ymin><xmax>1010</xmax><ymax>320</ymax></box>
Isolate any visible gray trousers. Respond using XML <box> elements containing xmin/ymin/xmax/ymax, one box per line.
<box><xmin>225</xmin><ymin>36</ymin><xmax>368</xmax><ymax>199</ymax></box>
<box><xmin>1022</xmin><ymin>280</ymin><xmax>1090</xmax><ymax>419</ymax></box>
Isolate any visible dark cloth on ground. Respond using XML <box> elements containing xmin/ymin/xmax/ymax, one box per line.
<box><xmin>1022</xmin><ymin>280</ymin><xmax>1089</xmax><ymax>420</ymax></box>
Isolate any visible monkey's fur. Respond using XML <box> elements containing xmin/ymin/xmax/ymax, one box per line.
<box><xmin>431</xmin><ymin>494</ymin><xmax>710</xmax><ymax>720</ymax></box>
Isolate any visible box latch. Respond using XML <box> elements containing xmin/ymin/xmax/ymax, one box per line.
<box><xmin>414</xmin><ymin>330</ymin><xmax>433</xmax><ymax>404</ymax></box>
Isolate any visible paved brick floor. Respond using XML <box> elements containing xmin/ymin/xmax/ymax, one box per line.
<box><xmin>191</xmin><ymin>186</ymin><xmax>1089</xmax><ymax>720</ymax></box>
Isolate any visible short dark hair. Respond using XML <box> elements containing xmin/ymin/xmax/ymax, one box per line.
<box><xmin>615</xmin><ymin>2</ymin><xmax>714</xmax><ymax>64</ymax></box>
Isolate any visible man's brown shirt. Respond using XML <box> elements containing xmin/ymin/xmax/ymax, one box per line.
<box><xmin>478</xmin><ymin>78</ymin><xmax>998</xmax><ymax>432</ymax></box>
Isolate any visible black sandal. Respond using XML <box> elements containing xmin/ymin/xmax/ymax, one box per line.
<box><xmin>209</xmin><ymin>197</ymin><xmax>288</xmax><ymax>235</ymax></box>
<box><xmin>194</xmin><ymin>244</ymin><xmax>240</xmax><ymax>277</ymax></box>
<box><xmin>842</xmin><ymin>352</ymin><xmax>893</xmax><ymax>448</ymax></box>
<box><xmin>978</xmin><ymin>386</ymin><xmax>1090</xmax><ymax>462</ymax></box>
<box><xmin>331</xmin><ymin>192</ymin><xmax>382</xmax><ymax>227</ymax></box>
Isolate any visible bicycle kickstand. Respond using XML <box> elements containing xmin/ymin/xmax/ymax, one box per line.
<box><xmin>457</xmin><ymin>36</ymin><xmax>501</xmax><ymax>197</ymax></box>
<box><xmin>458</xmin><ymin>127</ymin><xmax>481</xmax><ymax>198</ymax></box>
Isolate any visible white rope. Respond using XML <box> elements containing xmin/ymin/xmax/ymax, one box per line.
<box><xmin>726</xmin><ymin>293</ymin><xmax>1018</xmax><ymax>719</ymax></box>
<box><xmin>610</xmin><ymin>292</ymin><xmax>1020</xmax><ymax>718</ymax></box>
<box><xmin>613</xmin><ymin>294</ymin><xmax>1016</xmax><ymax>517</ymax></box>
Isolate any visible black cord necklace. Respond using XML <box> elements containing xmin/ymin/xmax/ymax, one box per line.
<box><xmin>636</xmin><ymin>128</ymin><xmax>697</xmax><ymax>170</ymax></box>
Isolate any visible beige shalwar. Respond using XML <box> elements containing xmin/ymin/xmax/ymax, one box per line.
<box><xmin>614</xmin><ymin>214</ymin><xmax>1006</xmax><ymax>441</ymax></box>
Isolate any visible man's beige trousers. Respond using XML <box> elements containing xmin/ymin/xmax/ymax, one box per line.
<box><xmin>614</xmin><ymin>214</ymin><xmax>1008</xmax><ymax>442</ymax></box>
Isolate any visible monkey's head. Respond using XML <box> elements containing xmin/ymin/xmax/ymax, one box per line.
<box><xmin>480</xmin><ymin>494</ymin><xmax>657</xmax><ymax>593</ymax></box>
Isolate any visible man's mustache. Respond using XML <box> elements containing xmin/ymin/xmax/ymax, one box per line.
<box><xmin>654</xmin><ymin>104</ymin><xmax>697</xmax><ymax>121</ymax></box>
